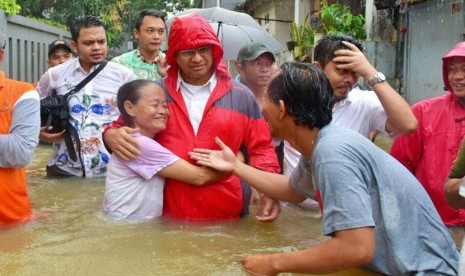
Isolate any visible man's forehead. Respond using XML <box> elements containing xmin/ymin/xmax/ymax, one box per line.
<box><xmin>141</xmin><ymin>16</ymin><xmax>165</xmax><ymax>25</ymax></box>
<box><xmin>448</xmin><ymin>56</ymin><xmax>465</xmax><ymax>65</ymax></box>
<box><xmin>79</xmin><ymin>26</ymin><xmax>106</xmax><ymax>35</ymax></box>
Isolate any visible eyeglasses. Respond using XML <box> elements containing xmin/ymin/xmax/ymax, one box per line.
<box><xmin>177</xmin><ymin>45</ymin><xmax>213</xmax><ymax>59</ymax></box>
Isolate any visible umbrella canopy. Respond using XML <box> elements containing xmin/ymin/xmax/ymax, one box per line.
<box><xmin>166</xmin><ymin>7</ymin><xmax>283</xmax><ymax>61</ymax></box>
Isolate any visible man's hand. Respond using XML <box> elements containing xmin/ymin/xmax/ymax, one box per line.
<box><xmin>190</xmin><ymin>137</ymin><xmax>237</xmax><ymax>172</ymax></box>
<box><xmin>39</xmin><ymin>126</ymin><xmax>65</xmax><ymax>143</ymax></box>
<box><xmin>255</xmin><ymin>194</ymin><xmax>280</xmax><ymax>222</ymax></box>
<box><xmin>157</xmin><ymin>55</ymin><xmax>169</xmax><ymax>78</ymax></box>
<box><xmin>333</xmin><ymin>41</ymin><xmax>376</xmax><ymax>80</ymax></box>
<box><xmin>103</xmin><ymin>127</ymin><xmax>140</xmax><ymax>161</ymax></box>
<box><xmin>240</xmin><ymin>253</ymin><xmax>277</xmax><ymax>276</ymax></box>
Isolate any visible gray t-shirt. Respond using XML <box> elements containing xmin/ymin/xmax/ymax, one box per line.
<box><xmin>291</xmin><ymin>125</ymin><xmax>459</xmax><ymax>275</ymax></box>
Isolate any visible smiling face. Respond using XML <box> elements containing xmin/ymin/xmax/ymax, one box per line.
<box><xmin>176</xmin><ymin>45</ymin><xmax>214</xmax><ymax>85</ymax></box>
<box><xmin>447</xmin><ymin>57</ymin><xmax>465</xmax><ymax>99</ymax></box>
<box><xmin>125</xmin><ymin>83</ymin><xmax>169</xmax><ymax>137</ymax></box>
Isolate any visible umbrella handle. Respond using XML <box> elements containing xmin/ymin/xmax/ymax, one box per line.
<box><xmin>217</xmin><ymin>21</ymin><xmax>222</xmax><ymax>37</ymax></box>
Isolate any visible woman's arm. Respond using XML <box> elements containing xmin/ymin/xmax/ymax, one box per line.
<box><xmin>190</xmin><ymin>137</ymin><xmax>306</xmax><ymax>203</ymax></box>
<box><xmin>157</xmin><ymin>159</ymin><xmax>225</xmax><ymax>186</ymax></box>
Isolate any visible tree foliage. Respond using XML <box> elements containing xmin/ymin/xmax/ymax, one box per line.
<box><xmin>319</xmin><ymin>0</ymin><xmax>366</xmax><ymax>40</ymax></box>
<box><xmin>16</xmin><ymin>0</ymin><xmax>192</xmax><ymax>48</ymax></box>
<box><xmin>0</xmin><ymin>0</ymin><xmax>21</xmax><ymax>15</ymax></box>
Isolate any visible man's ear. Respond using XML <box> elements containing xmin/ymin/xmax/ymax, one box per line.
<box><xmin>278</xmin><ymin>100</ymin><xmax>287</xmax><ymax>119</ymax></box>
<box><xmin>235</xmin><ymin>61</ymin><xmax>244</xmax><ymax>75</ymax></box>
<box><xmin>313</xmin><ymin>60</ymin><xmax>322</xmax><ymax>69</ymax></box>
<box><xmin>71</xmin><ymin>40</ymin><xmax>78</xmax><ymax>54</ymax></box>
<box><xmin>133</xmin><ymin>28</ymin><xmax>140</xmax><ymax>40</ymax></box>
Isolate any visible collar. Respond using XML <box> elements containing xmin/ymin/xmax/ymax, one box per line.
<box><xmin>72</xmin><ymin>58</ymin><xmax>102</xmax><ymax>74</ymax></box>
<box><xmin>136</xmin><ymin>49</ymin><xmax>161</xmax><ymax>64</ymax></box>
<box><xmin>333</xmin><ymin>88</ymin><xmax>356</xmax><ymax>108</ymax></box>
<box><xmin>176</xmin><ymin>71</ymin><xmax>217</xmax><ymax>94</ymax></box>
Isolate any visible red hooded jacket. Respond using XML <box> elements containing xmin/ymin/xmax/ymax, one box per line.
<box><xmin>107</xmin><ymin>13</ymin><xmax>280</xmax><ymax>220</ymax></box>
<box><xmin>391</xmin><ymin>42</ymin><xmax>465</xmax><ymax>226</ymax></box>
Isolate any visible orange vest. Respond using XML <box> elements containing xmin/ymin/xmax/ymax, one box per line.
<box><xmin>0</xmin><ymin>73</ymin><xmax>34</xmax><ymax>224</ymax></box>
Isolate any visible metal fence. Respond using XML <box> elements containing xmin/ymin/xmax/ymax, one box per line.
<box><xmin>0</xmin><ymin>10</ymin><xmax>71</xmax><ymax>84</ymax></box>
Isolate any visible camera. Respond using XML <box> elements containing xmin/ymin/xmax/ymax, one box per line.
<box><xmin>40</xmin><ymin>92</ymin><xmax>71</xmax><ymax>133</ymax></box>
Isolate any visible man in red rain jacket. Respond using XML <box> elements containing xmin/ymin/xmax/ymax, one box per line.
<box><xmin>103</xmin><ymin>13</ymin><xmax>281</xmax><ymax>221</ymax></box>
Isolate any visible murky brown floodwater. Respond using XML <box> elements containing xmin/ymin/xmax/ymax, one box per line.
<box><xmin>1</xmin><ymin>144</ymin><xmax>382</xmax><ymax>275</ymax></box>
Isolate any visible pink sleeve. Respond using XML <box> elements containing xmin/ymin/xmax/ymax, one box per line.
<box><xmin>125</xmin><ymin>135</ymin><xmax>179</xmax><ymax>180</ymax></box>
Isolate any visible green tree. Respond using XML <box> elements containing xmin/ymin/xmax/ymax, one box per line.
<box><xmin>16</xmin><ymin>0</ymin><xmax>192</xmax><ymax>48</ymax></box>
<box><xmin>0</xmin><ymin>0</ymin><xmax>21</xmax><ymax>15</ymax></box>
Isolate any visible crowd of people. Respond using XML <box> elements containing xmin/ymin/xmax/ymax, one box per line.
<box><xmin>1</xmin><ymin>8</ymin><xmax>465</xmax><ymax>275</ymax></box>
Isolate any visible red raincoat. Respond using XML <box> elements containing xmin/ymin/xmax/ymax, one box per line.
<box><xmin>106</xmin><ymin>13</ymin><xmax>280</xmax><ymax>220</ymax></box>
<box><xmin>391</xmin><ymin>42</ymin><xmax>465</xmax><ymax>226</ymax></box>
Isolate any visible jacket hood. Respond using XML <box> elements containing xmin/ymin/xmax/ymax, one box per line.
<box><xmin>442</xmin><ymin>41</ymin><xmax>465</xmax><ymax>91</ymax></box>
<box><xmin>166</xmin><ymin>13</ymin><xmax>227</xmax><ymax>76</ymax></box>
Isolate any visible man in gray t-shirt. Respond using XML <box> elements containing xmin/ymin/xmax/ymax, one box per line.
<box><xmin>292</xmin><ymin>125</ymin><xmax>458</xmax><ymax>275</ymax></box>
<box><xmin>190</xmin><ymin>62</ymin><xmax>459</xmax><ymax>275</ymax></box>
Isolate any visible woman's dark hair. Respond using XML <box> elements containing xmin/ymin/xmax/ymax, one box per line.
<box><xmin>70</xmin><ymin>16</ymin><xmax>106</xmax><ymax>42</ymax></box>
<box><xmin>314</xmin><ymin>34</ymin><xmax>364</xmax><ymax>68</ymax></box>
<box><xmin>117</xmin><ymin>80</ymin><xmax>155</xmax><ymax>127</ymax></box>
<box><xmin>268</xmin><ymin>62</ymin><xmax>333</xmax><ymax>129</ymax></box>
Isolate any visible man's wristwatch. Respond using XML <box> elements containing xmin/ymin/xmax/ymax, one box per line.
<box><xmin>368</xmin><ymin>72</ymin><xmax>386</xmax><ymax>86</ymax></box>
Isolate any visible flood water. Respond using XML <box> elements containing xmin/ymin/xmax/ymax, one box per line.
<box><xmin>0</xmin><ymin>145</ymin><xmax>381</xmax><ymax>275</ymax></box>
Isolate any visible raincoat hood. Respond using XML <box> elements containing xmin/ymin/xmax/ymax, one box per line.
<box><xmin>442</xmin><ymin>41</ymin><xmax>465</xmax><ymax>92</ymax></box>
<box><xmin>166</xmin><ymin>13</ymin><xmax>227</xmax><ymax>76</ymax></box>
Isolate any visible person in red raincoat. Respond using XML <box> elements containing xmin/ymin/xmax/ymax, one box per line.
<box><xmin>391</xmin><ymin>41</ymin><xmax>465</xmax><ymax>226</ymax></box>
<box><xmin>103</xmin><ymin>13</ymin><xmax>281</xmax><ymax>221</ymax></box>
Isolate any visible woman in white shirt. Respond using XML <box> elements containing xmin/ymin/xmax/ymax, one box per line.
<box><xmin>104</xmin><ymin>80</ymin><xmax>223</xmax><ymax>220</ymax></box>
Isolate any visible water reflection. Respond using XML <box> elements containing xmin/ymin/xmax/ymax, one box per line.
<box><xmin>0</xmin><ymin>145</ymin><xmax>378</xmax><ymax>275</ymax></box>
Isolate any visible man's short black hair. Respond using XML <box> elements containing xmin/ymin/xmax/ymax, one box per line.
<box><xmin>70</xmin><ymin>16</ymin><xmax>106</xmax><ymax>42</ymax></box>
<box><xmin>268</xmin><ymin>62</ymin><xmax>333</xmax><ymax>129</ymax></box>
<box><xmin>135</xmin><ymin>9</ymin><xmax>166</xmax><ymax>30</ymax></box>
<box><xmin>314</xmin><ymin>34</ymin><xmax>364</xmax><ymax>68</ymax></box>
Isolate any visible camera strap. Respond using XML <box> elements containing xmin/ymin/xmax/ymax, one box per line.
<box><xmin>63</xmin><ymin>60</ymin><xmax>108</xmax><ymax>177</ymax></box>
<box><xmin>65</xmin><ymin>60</ymin><xmax>108</xmax><ymax>98</ymax></box>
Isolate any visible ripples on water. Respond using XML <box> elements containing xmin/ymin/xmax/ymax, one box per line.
<box><xmin>0</xmin><ymin>145</ymin><xmax>378</xmax><ymax>275</ymax></box>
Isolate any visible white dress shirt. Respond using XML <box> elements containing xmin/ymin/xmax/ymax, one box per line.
<box><xmin>176</xmin><ymin>72</ymin><xmax>217</xmax><ymax>135</ymax></box>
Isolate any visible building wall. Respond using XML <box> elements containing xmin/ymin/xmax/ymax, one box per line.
<box><xmin>0</xmin><ymin>11</ymin><xmax>71</xmax><ymax>83</ymax></box>
<box><xmin>402</xmin><ymin>0</ymin><xmax>464</xmax><ymax>104</ymax></box>
<box><xmin>244</xmin><ymin>0</ymin><xmax>295</xmax><ymax>63</ymax></box>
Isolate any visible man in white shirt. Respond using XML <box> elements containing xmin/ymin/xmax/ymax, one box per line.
<box><xmin>283</xmin><ymin>34</ymin><xmax>417</xmax><ymax>176</ymax></box>
<box><xmin>37</xmin><ymin>15</ymin><xmax>137</xmax><ymax>177</ymax></box>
